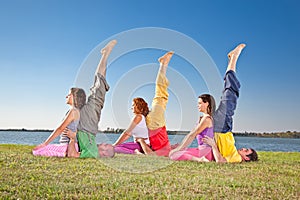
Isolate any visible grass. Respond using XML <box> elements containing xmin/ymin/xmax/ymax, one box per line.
<box><xmin>0</xmin><ymin>144</ymin><xmax>299</xmax><ymax>199</ymax></box>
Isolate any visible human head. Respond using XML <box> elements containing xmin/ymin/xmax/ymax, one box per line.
<box><xmin>198</xmin><ymin>94</ymin><xmax>216</xmax><ymax>116</ymax></box>
<box><xmin>69</xmin><ymin>88</ymin><xmax>86</xmax><ymax>109</ymax></box>
<box><xmin>132</xmin><ymin>97</ymin><xmax>149</xmax><ymax>117</ymax></box>
<box><xmin>238</xmin><ymin>148</ymin><xmax>258</xmax><ymax>162</ymax></box>
<box><xmin>98</xmin><ymin>143</ymin><xmax>115</xmax><ymax>158</ymax></box>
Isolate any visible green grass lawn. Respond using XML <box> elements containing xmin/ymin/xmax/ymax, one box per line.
<box><xmin>0</xmin><ymin>144</ymin><xmax>299</xmax><ymax>199</ymax></box>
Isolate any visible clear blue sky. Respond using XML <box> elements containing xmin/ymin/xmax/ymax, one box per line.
<box><xmin>0</xmin><ymin>0</ymin><xmax>299</xmax><ymax>132</ymax></box>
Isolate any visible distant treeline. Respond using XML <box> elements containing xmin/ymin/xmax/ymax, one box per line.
<box><xmin>1</xmin><ymin>128</ymin><xmax>299</xmax><ymax>138</ymax></box>
<box><xmin>233</xmin><ymin>131</ymin><xmax>300</xmax><ymax>138</ymax></box>
<box><xmin>0</xmin><ymin>128</ymin><xmax>53</xmax><ymax>132</ymax></box>
<box><xmin>102</xmin><ymin>128</ymin><xmax>300</xmax><ymax>138</ymax></box>
<box><xmin>102</xmin><ymin>129</ymin><xmax>190</xmax><ymax>135</ymax></box>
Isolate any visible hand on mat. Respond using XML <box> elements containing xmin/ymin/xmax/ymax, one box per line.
<box><xmin>33</xmin><ymin>143</ymin><xmax>46</xmax><ymax>151</ymax></box>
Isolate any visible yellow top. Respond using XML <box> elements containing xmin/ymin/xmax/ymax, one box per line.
<box><xmin>214</xmin><ymin>132</ymin><xmax>242</xmax><ymax>163</ymax></box>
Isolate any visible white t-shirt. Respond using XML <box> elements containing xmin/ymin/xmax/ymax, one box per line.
<box><xmin>131</xmin><ymin>115</ymin><xmax>150</xmax><ymax>144</ymax></box>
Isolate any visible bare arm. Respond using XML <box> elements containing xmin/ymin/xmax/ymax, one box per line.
<box><xmin>112</xmin><ymin>132</ymin><xmax>131</xmax><ymax>146</ymax></box>
<box><xmin>112</xmin><ymin>114</ymin><xmax>142</xmax><ymax>146</ymax></box>
<box><xmin>202</xmin><ymin>136</ymin><xmax>227</xmax><ymax>163</ymax></box>
<box><xmin>135</xmin><ymin>138</ymin><xmax>154</xmax><ymax>155</ymax></box>
<box><xmin>33</xmin><ymin>109</ymin><xmax>76</xmax><ymax>150</ymax></box>
<box><xmin>169</xmin><ymin>116</ymin><xmax>211</xmax><ymax>156</ymax></box>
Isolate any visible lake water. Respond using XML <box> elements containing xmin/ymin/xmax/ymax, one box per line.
<box><xmin>0</xmin><ymin>131</ymin><xmax>299</xmax><ymax>152</ymax></box>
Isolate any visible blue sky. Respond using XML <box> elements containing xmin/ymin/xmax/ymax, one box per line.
<box><xmin>0</xmin><ymin>0</ymin><xmax>299</xmax><ymax>132</ymax></box>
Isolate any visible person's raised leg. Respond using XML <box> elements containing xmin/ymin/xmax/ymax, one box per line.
<box><xmin>75</xmin><ymin>40</ymin><xmax>117</xmax><ymax>158</ymax></box>
<box><xmin>213</xmin><ymin>44</ymin><xmax>246</xmax><ymax>133</ymax></box>
<box><xmin>147</xmin><ymin>52</ymin><xmax>174</xmax><ymax>130</ymax></box>
<box><xmin>83</xmin><ymin>40</ymin><xmax>117</xmax><ymax>133</ymax></box>
<box><xmin>158</xmin><ymin>51</ymin><xmax>174</xmax><ymax>75</ymax></box>
<box><xmin>226</xmin><ymin>43</ymin><xmax>246</xmax><ymax>73</ymax></box>
<box><xmin>97</xmin><ymin>40</ymin><xmax>117</xmax><ymax>77</ymax></box>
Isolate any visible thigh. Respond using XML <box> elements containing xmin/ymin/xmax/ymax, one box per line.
<box><xmin>170</xmin><ymin>148</ymin><xmax>199</xmax><ymax>161</ymax></box>
<box><xmin>114</xmin><ymin>142</ymin><xmax>142</xmax><ymax>154</ymax></box>
<box><xmin>147</xmin><ymin>72</ymin><xmax>169</xmax><ymax>130</ymax></box>
<box><xmin>170</xmin><ymin>147</ymin><xmax>213</xmax><ymax>161</ymax></box>
<box><xmin>32</xmin><ymin>144</ymin><xmax>68</xmax><ymax>157</ymax></box>
<box><xmin>147</xmin><ymin>101</ymin><xmax>166</xmax><ymax>129</ymax></box>
<box><xmin>79</xmin><ymin>74</ymin><xmax>109</xmax><ymax>134</ymax></box>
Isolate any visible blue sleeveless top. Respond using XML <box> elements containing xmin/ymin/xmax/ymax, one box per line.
<box><xmin>59</xmin><ymin>120</ymin><xmax>79</xmax><ymax>144</ymax></box>
<box><xmin>196</xmin><ymin>127</ymin><xmax>214</xmax><ymax>146</ymax></box>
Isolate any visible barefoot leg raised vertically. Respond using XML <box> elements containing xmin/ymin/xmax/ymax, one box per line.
<box><xmin>226</xmin><ymin>44</ymin><xmax>246</xmax><ymax>72</ymax></box>
<box><xmin>97</xmin><ymin>40</ymin><xmax>117</xmax><ymax>77</ymax></box>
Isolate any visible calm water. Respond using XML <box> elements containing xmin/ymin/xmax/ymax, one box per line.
<box><xmin>0</xmin><ymin>131</ymin><xmax>299</xmax><ymax>152</ymax></box>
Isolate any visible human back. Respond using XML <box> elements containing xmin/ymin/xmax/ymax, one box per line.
<box><xmin>131</xmin><ymin>114</ymin><xmax>149</xmax><ymax>144</ymax></box>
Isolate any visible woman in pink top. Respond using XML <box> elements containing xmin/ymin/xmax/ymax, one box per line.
<box><xmin>169</xmin><ymin>94</ymin><xmax>216</xmax><ymax>162</ymax></box>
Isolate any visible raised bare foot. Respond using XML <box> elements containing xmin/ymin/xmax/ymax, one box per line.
<box><xmin>158</xmin><ymin>51</ymin><xmax>174</xmax><ymax>67</ymax></box>
<box><xmin>101</xmin><ymin>40</ymin><xmax>117</xmax><ymax>54</ymax></box>
<box><xmin>228</xmin><ymin>43</ymin><xmax>246</xmax><ymax>59</ymax></box>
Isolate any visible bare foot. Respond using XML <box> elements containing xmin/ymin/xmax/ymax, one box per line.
<box><xmin>67</xmin><ymin>150</ymin><xmax>80</xmax><ymax>158</ymax></box>
<box><xmin>134</xmin><ymin>149</ymin><xmax>144</xmax><ymax>155</ymax></box>
<box><xmin>192</xmin><ymin>156</ymin><xmax>209</xmax><ymax>162</ymax></box>
<box><xmin>101</xmin><ymin>40</ymin><xmax>117</xmax><ymax>55</ymax></box>
<box><xmin>228</xmin><ymin>43</ymin><xmax>246</xmax><ymax>59</ymax></box>
<box><xmin>158</xmin><ymin>51</ymin><xmax>174</xmax><ymax>67</ymax></box>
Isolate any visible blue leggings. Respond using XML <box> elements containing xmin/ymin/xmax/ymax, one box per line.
<box><xmin>213</xmin><ymin>70</ymin><xmax>240</xmax><ymax>133</ymax></box>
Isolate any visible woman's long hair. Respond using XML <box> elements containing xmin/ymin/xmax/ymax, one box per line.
<box><xmin>70</xmin><ymin>88</ymin><xmax>86</xmax><ymax>110</ymax></box>
<box><xmin>198</xmin><ymin>94</ymin><xmax>216</xmax><ymax>116</ymax></box>
<box><xmin>133</xmin><ymin>97</ymin><xmax>149</xmax><ymax>117</ymax></box>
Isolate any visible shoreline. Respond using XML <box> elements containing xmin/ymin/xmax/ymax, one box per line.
<box><xmin>1</xmin><ymin>128</ymin><xmax>299</xmax><ymax>138</ymax></box>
